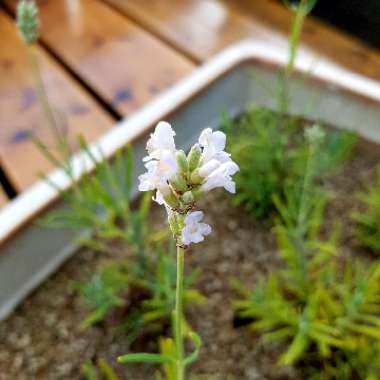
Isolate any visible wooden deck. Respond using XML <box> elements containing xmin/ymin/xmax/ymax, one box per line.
<box><xmin>0</xmin><ymin>0</ymin><xmax>379</xmax><ymax>206</ymax></box>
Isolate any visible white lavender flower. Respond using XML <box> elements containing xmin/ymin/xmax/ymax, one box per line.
<box><xmin>138</xmin><ymin>122</ymin><xmax>239</xmax><ymax>245</ymax></box>
<box><xmin>200</xmin><ymin>160</ymin><xmax>240</xmax><ymax>193</ymax></box>
<box><xmin>182</xmin><ymin>211</ymin><xmax>211</xmax><ymax>245</ymax></box>
<box><xmin>198</xmin><ymin>128</ymin><xmax>232</xmax><ymax>164</ymax></box>
<box><xmin>146</xmin><ymin>121</ymin><xmax>176</xmax><ymax>158</ymax></box>
<box><xmin>138</xmin><ymin>122</ymin><xmax>179</xmax><ymax>194</ymax></box>
<box><xmin>138</xmin><ymin>150</ymin><xmax>178</xmax><ymax>192</ymax></box>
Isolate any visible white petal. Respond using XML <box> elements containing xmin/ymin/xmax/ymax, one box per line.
<box><xmin>198</xmin><ymin>159</ymin><xmax>220</xmax><ymax>178</ymax></box>
<box><xmin>198</xmin><ymin>128</ymin><xmax>212</xmax><ymax>147</ymax></box>
<box><xmin>147</xmin><ymin>121</ymin><xmax>176</xmax><ymax>156</ymax></box>
<box><xmin>191</xmin><ymin>232</ymin><xmax>205</xmax><ymax>243</ymax></box>
<box><xmin>199</xmin><ymin>128</ymin><xmax>230</xmax><ymax>165</ymax></box>
<box><xmin>182</xmin><ymin>230</ymin><xmax>192</xmax><ymax>245</ymax></box>
<box><xmin>184</xmin><ymin>210</ymin><xmax>204</xmax><ymax>224</ymax></box>
<box><xmin>200</xmin><ymin>160</ymin><xmax>239</xmax><ymax>193</ymax></box>
<box><xmin>224</xmin><ymin>179</ymin><xmax>236</xmax><ymax>193</ymax></box>
<box><xmin>211</xmin><ymin>131</ymin><xmax>226</xmax><ymax>151</ymax></box>
<box><xmin>225</xmin><ymin>161</ymin><xmax>240</xmax><ymax>175</ymax></box>
<box><xmin>182</xmin><ymin>211</ymin><xmax>211</xmax><ymax>245</ymax></box>
<box><xmin>199</xmin><ymin>223</ymin><xmax>212</xmax><ymax>236</ymax></box>
<box><xmin>214</xmin><ymin>151</ymin><xmax>231</xmax><ymax>163</ymax></box>
<box><xmin>138</xmin><ymin>173</ymin><xmax>154</xmax><ymax>191</ymax></box>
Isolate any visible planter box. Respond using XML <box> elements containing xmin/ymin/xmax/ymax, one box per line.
<box><xmin>1</xmin><ymin>41</ymin><xmax>380</xmax><ymax>321</ymax></box>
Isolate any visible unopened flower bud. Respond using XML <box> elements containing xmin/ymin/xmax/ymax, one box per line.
<box><xmin>191</xmin><ymin>188</ymin><xmax>204</xmax><ymax>201</ymax></box>
<box><xmin>190</xmin><ymin>169</ymin><xmax>203</xmax><ymax>185</ymax></box>
<box><xmin>182</xmin><ymin>191</ymin><xmax>194</xmax><ymax>205</ymax></box>
<box><xmin>176</xmin><ymin>150</ymin><xmax>188</xmax><ymax>176</ymax></box>
<box><xmin>187</xmin><ymin>143</ymin><xmax>202</xmax><ymax>172</ymax></box>
<box><xmin>305</xmin><ymin>124</ymin><xmax>325</xmax><ymax>146</ymax></box>
<box><xmin>17</xmin><ymin>0</ymin><xmax>40</xmax><ymax>45</ymax></box>
<box><xmin>170</xmin><ymin>175</ymin><xmax>188</xmax><ymax>193</ymax></box>
<box><xmin>158</xmin><ymin>184</ymin><xmax>179</xmax><ymax>209</ymax></box>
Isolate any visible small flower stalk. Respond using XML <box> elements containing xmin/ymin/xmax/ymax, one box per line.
<box><xmin>139</xmin><ymin>121</ymin><xmax>239</xmax><ymax>248</ymax></box>
<box><xmin>119</xmin><ymin>122</ymin><xmax>238</xmax><ymax>379</ymax></box>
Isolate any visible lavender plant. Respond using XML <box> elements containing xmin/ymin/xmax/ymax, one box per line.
<box><xmin>118</xmin><ymin>122</ymin><xmax>239</xmax><ymax>379</ymax></box>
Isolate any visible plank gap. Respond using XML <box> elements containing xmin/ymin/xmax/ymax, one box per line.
<box><xmin>103</xmin><ymin>0</ymin><xmax>201</xmax><ymax>65</ymax></box>
<box><xmin>0</xmin><ymin>8</ymin><xmax>115</xmax><ymax>190</ymax></box>
<box><xmin>37</xmin><ymin>38</ymin><xmax>122</xmax><ymax>121</ymax></box>
<box><xmin>0</xmin><ymin>165</ymin><xmax>18</xmax><ymax>200</ymax></box>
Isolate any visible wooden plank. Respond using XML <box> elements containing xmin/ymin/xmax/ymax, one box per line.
<box><xmin>103</xmin><ymin>0</ymin><xmax>283</xmax><ymax>63</ymax></box>
<box><xmin>0</xmin><ymin>11</ymin><xmax>114</xmax><ymax>191</ymax></box>
<box><xmin>104</xmin><ymin>0</ymin><xmax>380</xmax><ymax>82</ymax></box>
<box><xmin>5</xmin><ymin>0</ymin><xmax>195</xmax><ymax>116</ymax></box>
<box><xmin>226</xmin><ymin>0</ymin><xmax>380</xmax><ymax>82</ymax></box>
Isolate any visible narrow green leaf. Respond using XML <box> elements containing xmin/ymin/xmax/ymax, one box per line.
<box><xmin>117</xmin><ymin>353</ymin><xmax>173</xmax><ymax>365</ymax></box>
<box><xmin>184</xmin><ymin>331</ymin><xmax>202</xmax><ymax>366</ymax></box>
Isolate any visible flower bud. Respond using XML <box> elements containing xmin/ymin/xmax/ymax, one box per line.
<box><xmin>304</xmin><ymin>124</ymin><xmax>326</xmax><ymax>151</ymax></box>
<box><xmin>170</xmin><ymin>175</ymin><xmax>188</xmax><ymax>193</ymax></box>
<box><xmin>191</xmin><ymin>188</ymin><xmax>204</xmax><ymax>201</ymax></box>
<box><xmin>176</xmin><ymin>150</ymin><xmax>188</xmax><ymax>176</ymax></box>
<box><xmin>187</xmin><ymin>143</ymin><xmax>202</xmax><ymax>172</ymax></box>
<box><xmin>158</xmin><ymin>184</ymin><xmax>179</xmax><ymax>209</ymax></box>
<box><xmin>182</xmin><ymin>191</ymin><xmax>194</xmax><ymax>205</ymax></box>
<box><xmin>190</xmin><ymin>169</ymin><xmax>203</xmax><ymax>185</ymax></box>
<box><xmin>17</xmin><ymin>0</ymin><xmax>40</xmax><ymax>45</ymax></box>
<box><xmin>305</xmin><ymin>124</ymin><xmax>325</xmax><ymax>146</ymax></box>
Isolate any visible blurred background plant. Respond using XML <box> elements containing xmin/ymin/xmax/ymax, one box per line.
<box><xmin>227</xmin><ymin>2</ymin><xmax>380</xmax><ymax>378</ymax></box>
<box><xmin>77</xmin><ymin>239</ymin><xmax>204</xmax><ymax>343</ymax></box>
<box><xmin>223</xmin><ymin>0</ymin><xmax>357</xmax><ymax>221</ymax></box>
<box><xmin>233</xmin><ymin>126</ymin><xmax>380</xmax><ymax>379</ymax></box>
<box><xmin>223</xmin><ymin>94</ymin><xmax>356</xmax><ymax>220</ymax></box>
<box><xmin>352</xmin><ymin>166</ymin><xmax>380</xmax><ymax>255</ymax></box>
<box><xmin>82</xmin><ymin>356</ymin><xmax>234</xmax><ymax>380</ymax></box>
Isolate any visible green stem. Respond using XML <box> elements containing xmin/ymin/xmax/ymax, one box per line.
<box><xmin>294</xmin><ymin>140</ymin><xmax>317</xmax><ymax>295</ymax></box>
<box><xmin>27</xmin><ymin>45</ymin><xmax>82</xmax><ymax>196</ymax></box>
<box><xmin>297</xmin><ymin>143</ymin><xmax>314</xmax><ymax>234</ymax></box>
<box><xmin>278</xmin><ymin>0</ymin><xmax>307</xmax><ymax>114</ymax></box>
<box><xmin>175</xmin><ymin>244</ymin><xmax>185</xmax><ymax>380</ymax></box>
<box><xmin>287</xmin><ymin>0</ymin><xmax>306</xmax><ymax>75</ymax></box>
<box><xmin>27</xmin><ymin>46</ymin><xmax>72</xmax><ymax>168</ymax></box>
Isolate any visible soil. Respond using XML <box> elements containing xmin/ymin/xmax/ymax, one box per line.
<box><xmin>0</xmin><ymin>139</ymin><xmax>379</xmax><ymax>380</ymax></box>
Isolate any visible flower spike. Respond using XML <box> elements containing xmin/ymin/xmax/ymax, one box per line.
<box><xmin>138</xmin><ymin>122</ymin><xmax>239</xmax><ymax>246</ymax></box>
